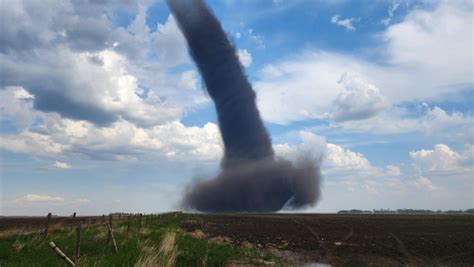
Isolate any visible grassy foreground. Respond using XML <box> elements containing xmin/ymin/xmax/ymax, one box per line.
<box><xmin>0</xmin><ymin>213</ymin><xmax>278</xmax><ymax>266</ymax></box>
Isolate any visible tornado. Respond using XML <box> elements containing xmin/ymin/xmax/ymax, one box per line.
<box><xmin>168</xmin><ymin>0</ymin><xmax>321</xmax><ymax>212</ymax></box>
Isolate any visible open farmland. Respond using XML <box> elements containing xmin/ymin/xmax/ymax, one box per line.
<box><xmin>1</xmin><ymin>213</ymin><xmax>473</xmax><ymax>266</ymax></box>
<box><xmin>181</xmin><ymin>213</ymin><xmax>474</xmax><ymax>266</ymax></box>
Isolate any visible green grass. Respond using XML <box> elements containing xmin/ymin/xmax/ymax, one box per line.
<box><xmin>0</xmin><ymin>213</ymin><xmax>281</xmax><ymax>266</ymax></box>
<box><xmin>175</xmin><ymin>234</ymin><xmax>234</xmax><ymax>266</ymax></box>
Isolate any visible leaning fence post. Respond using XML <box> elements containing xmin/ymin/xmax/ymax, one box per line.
<box><xmin>75</xmin><ymin>222</ymin><xmax>81</xmax><ymax>262</ymax></box>
<box><xmin>44</xmin><ymin>212</ymin><xmax>52</xmax><ymax>237</ymax></box>
<box><xmin>106</xmin><ymin>222</ymin><xmax>118</xmax><ymax>252</ymax></box>
<box><xmin>49</xmin><ymin>241</ymin><xmax>75</xmax><ymax>266</ymax></box>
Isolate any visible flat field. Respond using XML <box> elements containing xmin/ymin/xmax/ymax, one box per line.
<box><xmin>1</xmin><ymin>213</ymin><xmax>473</xmax><ymax>266</ymax></box>
<box><xmin>181</xmin><ymin>213</ymin><xmax>474</xmax><ymax>266</ymax></box>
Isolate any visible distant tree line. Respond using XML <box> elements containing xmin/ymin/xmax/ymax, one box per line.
<box><xmin>337</xmin><ymin>209</ymin><xmax>474</xmax><ymax>214</ymax></box>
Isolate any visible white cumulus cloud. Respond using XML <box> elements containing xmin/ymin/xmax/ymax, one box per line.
<box><xmin>381</xmin><ymin>0</ymin><xmax>402</xmax><ymax>26</ymax></box>
<box><xmin>410</xmin><ymin>144</ymin><xmax>473</xmax><ymax>174</ymax></box>
<box><xmin>386</xmin><ymin>165</ymin><xmax>401</xmax><ymax>176</ymax></box>
<box><xmin>414</xmin><ymin>176</ymin><xmax>438</xmax><ymax>192</ymax></box>
<box><xmin>15</xmin><ymin>194</ymin><xmax>64</xmax><ymax>203</ymax></box>
<box><xmin>236</xmin><ymin>48</ymin><xmax>253</xmax><ymax>68</ymax></box>
<box><xmin>52</xmin><ymin>161</ymin><xmax>71</xmax><ymax>169</ymax></box>
<box><xmin>178</xmin><ymin>70</ymin><xmax>199</xmax><ymax>91</ymax></box>
<box><xmin>255</xmin><ymin>1</ymin><xmax>473</xmax><ymax>126</ymax></box>
<box><xmin>335</xmin><ymin>104</ymin><xmax>473</xmax><ymax>138</ymax></box>
<box><xmin>331</xmin><ymin>14</ymin><xmax>357</xmax><ymax>31</ymax></box>
<box><xmin>332</xmin><ymin>73</ymin><xmax>387</xmax><ymax>121</ymax></box>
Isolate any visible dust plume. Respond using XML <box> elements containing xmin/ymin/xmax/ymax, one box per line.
<box><xmin>167</xmin><ymin>0</ymin><xmax>321</xmax><ymax>212</ymax></box>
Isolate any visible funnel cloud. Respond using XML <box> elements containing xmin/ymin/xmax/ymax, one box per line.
<box><xmin>167</xmin><ymin>0</ymin><xmax>321</xmax><ymax>212</ymax></box>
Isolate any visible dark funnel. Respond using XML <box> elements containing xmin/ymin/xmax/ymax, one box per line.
<box><xmin>168</xmin><ymin>0</ymin><xmax>321</xmax><ymax>212</ymax></box>
<box><xmin>167</xmin><ymin>0</ymin><xmax>273</xmax><ymax>168</ymax></box>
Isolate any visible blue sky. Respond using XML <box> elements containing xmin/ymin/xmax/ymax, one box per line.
<box><xmin>1</xmin><ymin>0</ymin><xmax>473</xmax><ymax>215</ymax></box>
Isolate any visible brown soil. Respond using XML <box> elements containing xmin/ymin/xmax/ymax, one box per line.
<box><xmin>0</xmin><ymin>215</ymin><xmax>114</xmax><ymax>238</ymax></box>
<box><xmin>180</xmin><ymin>213</ymin><xmax>474</xmax><ymax>266</ymax></box>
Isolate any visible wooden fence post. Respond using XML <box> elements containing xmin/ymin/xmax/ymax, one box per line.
<box><xmin>49</xmin><ymin>241</ymin><xmax>75</xmax><ymax>266</ymax></box>
<box><xmin>138</xmin><ymin>213</ymin><xmax>142</xmax><ymax>235</ymax></box>
<box><xmin>126</xmin><ymin>215</ymin><xmax>131</xmax><ymax>238</ymax></box>
<box><xmin>75</xmin><ymin>222</ymin><xmax>81</xmax><ymax>262</ymax></box>
<box><xmin>44</xmin><ymin>212</ymin><xmax>52</xmax><ymax>237</ymax></box>
<box><xmin>106</xmin><ymin>223</ymin><xmax>118</xmax><ymax>252</ymax></box>
<box><xmin>107</xmin><ymin>214</ymin><xmax>113</xmax><ymax>243</ymax></box>
<box><xmin>102</xmin><ymin>214</ymin><xmax>105</xmax><ymax>224</ymax></box>
<box><xmin>70</xmin><ymin>212</ymin><xmax>76</xmax><ymax>231</ymax></box>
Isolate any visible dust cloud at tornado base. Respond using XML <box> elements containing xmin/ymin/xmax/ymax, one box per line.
<box><xmin>167</xmin><ymin>0</ymin><xmax>321</xmax><ymax>212</ymax></box>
